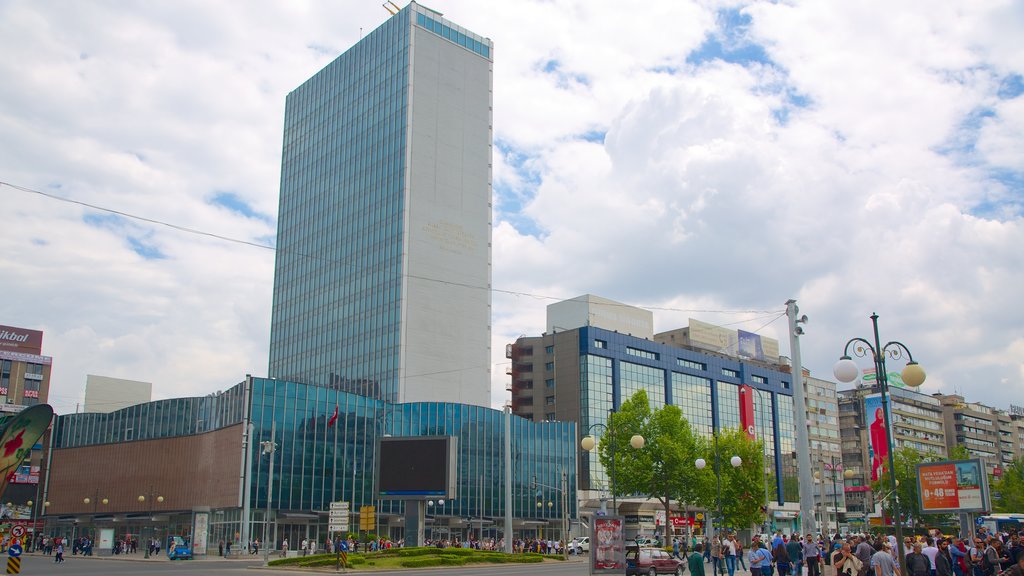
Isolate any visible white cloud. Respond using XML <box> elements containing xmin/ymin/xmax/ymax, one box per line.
<box><xmin>1</xmin><ymin>0</ymin><xmax>1022</xmax><ymax>416</ymax></box>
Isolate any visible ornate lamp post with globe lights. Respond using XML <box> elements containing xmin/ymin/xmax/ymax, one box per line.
<box><xmin>138</xmin><ymin>488</ymin><xmax>164</xmax><ymax>558</ymax></box>
<box><xmin>695</xmin><ymin>433</ymin><xmax>741</xmax><ymax>537</ymax></box>
<box><xmin>814</xmin><ymin>457</ymin><xmax>854</xmax><ymax>538</ymax></box>
<box><xmin>580</xmin><ymin>412</ymin><xmax>645</xmax><ymax>516</ymax></box>
<box><xmin>833</xmin><ymin>312</ymin><xmax>926</xmax><ymax>576</ymax></box>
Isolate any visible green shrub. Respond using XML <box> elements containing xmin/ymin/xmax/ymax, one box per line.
<box><xmin>401</xmin><ymin>556</ymin><xmax>468</xmax><ymax>568</ymax></box>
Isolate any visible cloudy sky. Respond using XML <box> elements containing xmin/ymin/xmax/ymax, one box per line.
<box><xmin>1</xmin><ymin>0</ymin><xmax>1022</xmax><ymax>416</ymax></box>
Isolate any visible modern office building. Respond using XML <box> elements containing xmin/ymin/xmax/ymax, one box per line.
<box><xmin>934</xmin><ymin>394</ymin><xmax>1024</xmax><ymax>475</ymax></box>
<box><xmin>268</xmin><ymin>2</ymin><xmax>493</xmax><ymax>407</ymax></box>
<box><xmin>84</xmin><ymin>374</ymin><xmax>152</xmax><ymax>413</ymax></box>
<box><xmin>837</xmin><ymin>383</ymin><xmax>947</xmax><ymax>524</ymax></box>
<box><xmin>42</xmin><ymin>376</ymin><xmax>575</xmax><ymax>553</ymax></box>
<box><xmin>508</xmin><ymin>297</ymin><xmax>800</xmax><ymax>536</ymax></box>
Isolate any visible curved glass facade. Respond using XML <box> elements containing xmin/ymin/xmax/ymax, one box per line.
<box><xmin>51</xmin><ymin>377</ymin><xmax>576</xmax><ymax>547</ymax></box>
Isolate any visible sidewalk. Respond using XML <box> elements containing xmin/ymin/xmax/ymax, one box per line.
<box><xmin>25</xmin><ymin>550</ymin><xmax>265</xmax><ymax>562</ymax></box>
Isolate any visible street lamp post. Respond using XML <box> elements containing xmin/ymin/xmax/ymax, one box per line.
<box><xmin>580</xmin><ymin>411</ymin><xmax>645</xmax><ymax>515</ymax></box>
<box><xmin>814</xmin><ymin>457</ymin><xmax>854</xmax><ymax>539</ymax></box>
<box><xmin>531</xmin><ymin>469</ymin><xmax>571</xmax><ymax>559</ymax></box>
<box><xmin>833</xmin><ymin>312</ymin><xmax>926</xmax><ymax>576</ymax></box>
<box><xmin>138</xmin><ymin>488</ymin><xmax>164</xmax><ymax>559</ymax></box>
<box><xmin>82</xmin><ymin>490</ymin><xmax>107</xmax><ymax>552</ymax></box>
<box><xmin>261</xmin><ymin>421</ymin><xmax>277</xmax><ymax>567</ymax></box>
<box><xmin>695</xmin><ymin>433</ymin><xmax>741</xmax><ymax>541</ymax></box>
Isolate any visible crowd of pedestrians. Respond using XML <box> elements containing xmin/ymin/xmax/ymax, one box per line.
<box><xmin>694</xmin><ymin>527</ymin><xmax>1024</xmax><ymax>576</ymax></box>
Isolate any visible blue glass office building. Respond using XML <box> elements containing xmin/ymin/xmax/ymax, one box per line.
<box><xmin>510</xmin><ymin>324</ymin><xmax>801</xmax><ymax>533</ymax></box>
<box><xmin>268</xmin><ymin>2</ymin><xmax>493</xmax><ymax>407</ymax></box>
<box><xmin>44</xmin><ymin>377</ymin><xmax>575</xmax><ymax>551</ymax></box>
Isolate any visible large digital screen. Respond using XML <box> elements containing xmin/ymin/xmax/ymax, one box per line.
<box><xmin>376</xmin><ymin>436</ymin><xmax>457</xmax><ymax>499</ymax></box>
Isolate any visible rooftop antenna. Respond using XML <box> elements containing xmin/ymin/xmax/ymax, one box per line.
<box><xmin>382</xmin><ymin>1</ymin><xmax>400</xmax><ymax>15</ymax></box>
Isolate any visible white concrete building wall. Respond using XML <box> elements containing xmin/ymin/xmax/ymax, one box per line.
<box><xmin>546</xmin><ymin>294</ymin><xmax>654</xmax><ymax>338</ymax></box>
<box><xmin>401</xmin><ymin>24</ymin><xmax>492</xmax><ymax>407</ymax></box>
<box><xmin>84</xmin><ymin>374</ymin><xmax>152</xmax><ymax>413</ymax></box>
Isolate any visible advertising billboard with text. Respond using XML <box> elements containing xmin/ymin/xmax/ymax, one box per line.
<box><xmin>916</xmin><ymin>459</ymin><xmax>990</xmax><ymax>513</ymax></box>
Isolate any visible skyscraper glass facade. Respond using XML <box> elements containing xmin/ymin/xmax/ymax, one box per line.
<box><xmin>268</xmin><ymin>2</ymin><xmax>493</xmax><ymax>407</ymax></box>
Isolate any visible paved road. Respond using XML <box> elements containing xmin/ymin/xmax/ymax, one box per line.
<box><xmin>18</xmin><ymin>552</ymin><xmax>595</xmax><ymax>576</ymax></box>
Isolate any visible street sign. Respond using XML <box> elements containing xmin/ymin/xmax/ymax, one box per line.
<box><xmin>331</xmin><ymin>501</ymin><xmax>350</xmax><ymax>511</ymax></box>
<box><xmin>8</xmin><ymin>527</ymin><xmax>24</xmax><ymax>539</ymax></box>
<box><xmin>6</xmin><ymin>545</ymin><xmax>20</xmax><ymax>558</ymax></box>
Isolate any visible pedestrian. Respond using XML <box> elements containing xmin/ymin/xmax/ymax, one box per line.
<box><xmin>219</xmin><ymin>539</ymin><xmax>224</xmax><ymax>557</ymax></box>
<box><xmin>834</xmin><ymin>542</ymin><xmax>863</xmax><ymax>576</ymax></box>
<box><xmin>748</xmin><ymin>537</ymin><xmax>772</xmax><ymax>576</ymax></box>
<box><xmin>691</xmin><ymin>544</ymin><xmax>707</xmax><ymax>576</ymax></box>
<box><xmin>871</xmin><ymin>540</ymin><xmax>900</xmax><ymax>576</ymax></box>
<box><xmin>725</xmin><ymin>534</ymin><xmax>738</xmax><ymax>576</ymax></box>
<box><xmin>936</xmin><ymin>540</ymin><xmax>953</xmax><ymax>576</ymax></box>
<box><xmin>775</xmin><ymin>542</ymin><xmax>793</xmax><ymax>576</ymax></box>
<box><xmin>55</xmin><ymin>541</ymin><xmax>65</xmax><ymax>563</ymax></box>
<box><xmin>803</xmin><ymin>534</ymin><xmax>822</xmax><ymax>576</ymax></box>
<box><xmin>788</xmin><ymin>534</ymin><xmax>805</xmax><ymax>576</ymax></box>
<box><xmin>674</xmin><ymin>538</ymin><xmax>683</xmax><ymax>560</ymax></box>
<box><xmin>908</xmin><ymin>543</ymin><xmax>932</xmax><ymax>576</ymax></box>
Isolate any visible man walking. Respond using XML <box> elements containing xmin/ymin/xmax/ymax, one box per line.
<box><xmin>804</xmin><ymin>534</ymin><xmax>822</xmax><ymax>576</ymax></box>
<box><xmin>691</xmin><ymin>544</ymin><xmax>708</xmax><ymax>576</ymax></box>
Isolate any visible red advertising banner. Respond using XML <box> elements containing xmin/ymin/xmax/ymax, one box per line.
<box><xmin>739</xmin><ymin>385</ymin><xmax>756</xmax><ymax>439</ymax></box>
<box><xmin>670</xmin><ymin>517</ymin><xmax>693</xmax><ymax>527</ymax></box>
<box><xmin>0</xmin><ymin>325</ymin><xmax>43</xmax><ymax>355</ymax></box>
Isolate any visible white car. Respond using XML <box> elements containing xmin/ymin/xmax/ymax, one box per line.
<box><xmin>572</xmin><ymin>536</ymin><xmax>590</xmax><ymax>553</ymax></box>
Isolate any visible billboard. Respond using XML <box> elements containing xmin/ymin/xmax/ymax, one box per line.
<box><xmin>737</xmin><ymin>330</ymin><xmax>764</xmax><ymax>361</ymax></box>
<box><xmin>738</xmin><ymin>385</ymin><xmax>756</xmax><ymax>440</ymax></box>
<box><xmin>0</xmin><ymin>325</ymin><xmax>43</xmax><ymax>355</ymax></box>
<box><xmin>917</xmin><ymin>459</ymin><xmax>990</xmax><ymax>513</ymax></box>
<box><xmin>376</xmin><ymin>436</ymin><xmax>457</xmax><ymax>499</ymax></box>
<box><xmin>864</xmin><ymin>394</ymin><xmax>892</xmax><ymax>481</ymax></box>
<box><xmin>591</xmin><ymin>517</ymin><xmax>627</xmax><ymax>573</ymax></box>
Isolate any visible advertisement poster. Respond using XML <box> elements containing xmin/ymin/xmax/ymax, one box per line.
<box><xmin>917</xmin><ymin>459</ymin><xmax>988</xmax><ymax>513</ymax></box>
<box><xmin>193</xmin><ymin>512</ymin><xmax>209</xmax><ymax>555</ymax></box>
<box><xmin>864</xmin><ymin>395</ymin><xmax>891</xmax><ymax>481</ymax></box>
<box><xmin>591</xmin><ymin>517</ymin><xmax>626</xmax><ymax>574</ymax></box>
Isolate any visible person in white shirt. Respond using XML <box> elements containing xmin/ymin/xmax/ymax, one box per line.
<box><xmin>922</xmin><ymin>539</ymin><xmax>939</xmax><ymax>576</ymax></box>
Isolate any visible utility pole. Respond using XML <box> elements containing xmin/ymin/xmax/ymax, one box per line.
<box><xmin>786</xmin><ymin>300</ymin><xmax>816</xmax><ymax>535</ymax></box>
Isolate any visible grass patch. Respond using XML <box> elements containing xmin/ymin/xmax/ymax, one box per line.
<box><xmin>267</xmin><ymin>547</ymin><xmax>555</xmax><ymax>570</ymax></box>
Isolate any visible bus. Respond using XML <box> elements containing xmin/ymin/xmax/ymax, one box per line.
<box><xmin>977</xmin><ymin>514</ymin><xmax>1024</xmax><ymax>534</ymax></box>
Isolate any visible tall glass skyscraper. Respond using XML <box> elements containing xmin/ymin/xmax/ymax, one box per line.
<box><xmin>269</xmin><ymin>3</ymin><xmax>493</xmax><ymax>407</ymax></box>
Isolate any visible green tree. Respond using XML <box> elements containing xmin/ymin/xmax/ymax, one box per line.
<box><xmin>709</xmin><ymin>428</ymin><xmax>768</xmax><ymax>532</ymax></box>
<box><xmin>873</xmin><ymin>447</ymin><xmax>959</xmax><ymax>528</ymax></box>
<box><xmin>600</xmin><ymin>390</ymin><xmax>714</xmax><ymax>544</ymax></box>
<box><xmin>991</xmin><ymin>458</ymin><xmax>1024</xmax><ymax>512</ymax></box>
<box><xmin>948</xmin><ymin>445</ymin><xmax>970</xmax><ymax>460</ymax></box>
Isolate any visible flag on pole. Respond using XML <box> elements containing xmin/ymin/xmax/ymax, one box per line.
<box><xmin>328</xmin><ymin>404</ymin><xmax>339</xmax><ymax>428</ymax></box>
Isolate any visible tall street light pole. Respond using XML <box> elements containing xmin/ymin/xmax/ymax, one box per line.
<box><xmin>833</xmin><ymin>312</ymin><xmax>926</xmax><ymax>576</ymax></box>
<box><xmin>261</xmin><ymin>421</ymin><xmax>277</xmax><ymax>567</ymax></box>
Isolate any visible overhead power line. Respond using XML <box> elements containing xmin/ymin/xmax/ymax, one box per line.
<box><xmin>1</xmin><ymin>180</ymin><xmax>784</xmax><ymax>317</ymax></box>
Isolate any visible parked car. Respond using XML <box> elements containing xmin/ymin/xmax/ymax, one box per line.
<box><xmin>571</xmin><ymin>536</ymin><xmax>590</xmax><ymax>553</ymax></box>
<box><xmin>166</xmin><ymin>535</ymin><xmax>192</xmax><ymax>560</ymax></box>
<box><xmin>634</xmin><ymin>536</ymin><xmax>662</xmax><ymax>547</ymax></box>
<box><xmin>626</xmin><ymin>546</ymin><xmax>685</xmax><ymax>576</ymax></box>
